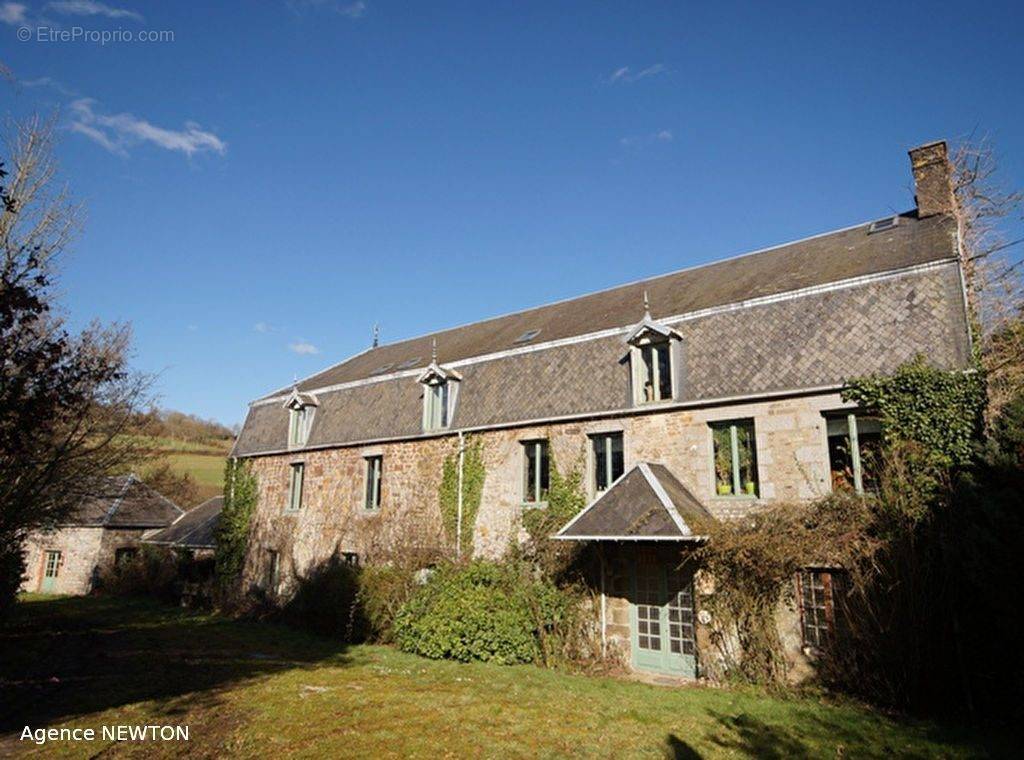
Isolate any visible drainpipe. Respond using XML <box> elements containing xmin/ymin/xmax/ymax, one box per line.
<box><xmin>456</xmin><ymin>431</ymin><xmax>465</xmax><ymax>561</ymax></box>
<box><xmin>599</xmin><ymin>545</ymin><xmax>608</xmax><ymax>658</ymax></box>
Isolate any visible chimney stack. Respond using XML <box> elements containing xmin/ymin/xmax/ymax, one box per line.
<box><xmin>908</xmin><ymin>140</ymin><xmax>955</xmax><ymax>217</ymax></box>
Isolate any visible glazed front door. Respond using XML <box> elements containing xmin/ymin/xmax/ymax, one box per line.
<box><xmin>630</xmin><ymin>558</ymin><xmax>697</xmax><ymax>677</ymax></box>
<box><xmin>41</xmin><ymin>550</ymin><xmax>62</xmax><ymax>593</ymax></box>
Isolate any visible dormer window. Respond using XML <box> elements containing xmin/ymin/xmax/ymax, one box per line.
<box><xmin>417</xmin><ymin>353</ymin><xmax>461</xmax><ymax>432</ymax></box>
<box><xmin>625</xmin><ymin>299</ymin><xmax>680</xmax><ymax>406</ymax></box>
<box><xmin>283</xmin><ymin>389</ymin><xmax>317</xmax><ymax>449</ymax></box>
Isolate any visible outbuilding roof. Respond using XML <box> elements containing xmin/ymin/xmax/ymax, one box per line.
<box><xmin>555</xmin><ymin>463</ymin><xmax>714</xmax><ymax>541</ymax></box>
<box><xmin>144</xmin><ymin>496</ymin><xmax>223</xmax><ymax>549</ymax></box>
<box><xmin>67</xmin><ymin>475</ymin><xmax>184</xmax><ymax>529</ymax></box>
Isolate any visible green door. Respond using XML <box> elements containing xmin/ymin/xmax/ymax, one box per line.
<box><xmin>630</xmin><ymin>558</ymin><xmax>697</xmax><ymax>677</ymax></box>
<box><xmin>40</xmin><ymin>550</ymin><xmax>61</xmax><ymax>593</ymax></box>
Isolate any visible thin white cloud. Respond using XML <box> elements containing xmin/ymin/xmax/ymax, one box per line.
<box><xmin>289</xmin><ymin>340</ymin><xmax>320</xmax><ymax>356</ymax></box>
<box><xmin>607</xmin><ymin>63</ymin><xmax>667</xmax><ymax>85</ymax></box>
<box><xmin>20</xmin><ymin>76</ymin><xmax>80</xmax><ymax>97</ymax></box>
<box><xmin>619</xmin><ymin>130</ymin><xmax>674</xmax><ymax>149</ymax></box>
<box><xmin>254</xmin><ymin>322</ymin><xmax>277</xmax><ymax>334</ymax></box>
<box><xmin>0</xmin><ymin>2</ymin><xmax>28</xmax><ymax>25</ymax></box>
<box><xmin>69</xmin><ymin>98</ymin><xmax>227</xmax><ymax>158</ymax></box>
<box><xmin>288</xmin><ymin>0</ymin><xmax>366</xmax><ymax>18</ymax></box>
<box><xmin>46</xmin><ymin>0</ymin><xmax>143</xmax><ymax>21</ymax></box>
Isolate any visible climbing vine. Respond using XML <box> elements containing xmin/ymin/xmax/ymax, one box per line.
<box><xmin>438</xmin><ymin>437</ymin><xmax>485</xmax><ymax>558</ymax></box>
<box><xmin>215</xmin><ymin>458</ymin><xmax>258</xmax><ymax>583</ymax></box>
<box><xmin>843</xmin><ymin>355</ymin><xmax>986</xmax><ymax>467</ymax></box>
<box><xmin>521</xmin><ymin>446</ymin><xmax>588</xmax><ymax>577</ymax></box>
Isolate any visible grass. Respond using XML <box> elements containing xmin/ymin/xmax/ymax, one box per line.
<box><xmin>0</xmin><ymin>596</ymin><xmax>1003</xmax><ymax>758</ymax></box>
<box><xmin>127</xmin><ymin>435</ymin><xmax>229</xmax><ymax>502</ymax></box>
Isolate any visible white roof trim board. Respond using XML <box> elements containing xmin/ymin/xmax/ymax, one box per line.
<box><xmin>638</xmin><ymin>462</ymin><xmax>691</xmax><ymax>536</ymax></box>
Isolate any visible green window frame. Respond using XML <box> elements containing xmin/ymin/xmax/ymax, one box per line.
<box><xmin>825</xmin><ymin>412</ymin><xmax>882</xmax><ymax>494</ymax></box>
<box><xmin>522</xmin><ymin>440</ymin><xmax>550</xmax><ymax>505</ymax></box>
<box><xmin>710</xmin><ymin>419</ymin><xmax>759</xmax><ymax>497</ymax></box>
<box><xmin>286</xmin><ymin>462</ymin><xmax>304</xmax><ymax>511</ymax></box>
<box><xmin>364</xmin><ymin>455</ymin><xmax>383</xmax><ymax>510</ymax></box>
<box><xmin>44</xmin><ymin>550</ymin><xmax>62</xmax><ymax>578</ymax></box>
<box><xmin>423</xmin><ymin>380</ymin><xmax>449</xmax><ymax>431</ymax></box>
<box><xmin>590</xmin><ymin>432</ymin><xmax>624</xmax><ymax>493</ymax></box>
<box><xmin>634</xmin><ymin>341</ymin><xmax>673</xmax><ymax>404</ymax></box>
<box><xmin>288</xmin><ymin>405</ymin><xmax>312</xmax><ymax>448</ymax></box>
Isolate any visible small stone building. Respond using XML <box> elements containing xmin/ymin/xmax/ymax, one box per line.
<box><xmin>230</xmin><ymin>141</ymin><xmax>971</xmax><ymax>679</ymax></box>
<box><xmin>21</xmin><ymin>475</ymin><xmax>183</xmax><ymax>596</ymax></box>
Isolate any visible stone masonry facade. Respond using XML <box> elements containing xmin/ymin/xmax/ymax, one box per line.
<box><xmin>21</xmin><ymin>526</ymin><xmax>151</xmax><ymax>595</ymax></box>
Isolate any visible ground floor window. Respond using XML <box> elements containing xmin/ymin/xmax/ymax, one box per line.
<box><xmin>115</xmin><ymin>547</ymin><xmax>138</xmax><ymax>567</ymax></box>
<box><xmin>825</xmin><ymin>412</ymin><xmax>882</xmax><ymax>493</ymax></box>
<box><xmin>266</xmin><ymin>549</ymin><xmax>280</xmax><ymax>592</ymax></box>
<box><xmin>44</xmin><ymin>550</ymin><xmax>62</xmax><ymax>578</ymax></box>
<box><xmin>711</xmin><ymin>418</ymin><xmax>759</xmax><ymax>497</ymax></box>
<box><xmin>797</xmin><ymin>568</ymin><xmax>845</xmax><ymax>650</ymax></box>
<box><xmin>342</xmin><ymin>552</ymin><xmax>359</xmax><ymax>566</ymax></box>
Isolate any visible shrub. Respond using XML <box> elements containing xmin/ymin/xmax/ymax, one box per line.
<box><xmin>393</xmin><ymin>560</ymin><xmax>572</xmax><ymax>665</ymax></box>
<box><xmin>0</xmin><ymin>533</ymin><xmax>25</xmax><ymax>619</ymax></box>
<box><xmin>358</xmin><ymin>564</ymin><xmax>417</xmax><ymax>643</ymax></box>
<box><xmin>281</xmin><ymin>553</ymin><xmax>366</xmax><ymax>640</ymax></box>
<box><xmin>97</xmin><ymin>545</ymin><xmax>181</xmax><ymax>602</ymax></box>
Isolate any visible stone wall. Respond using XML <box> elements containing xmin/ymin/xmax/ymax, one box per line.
<box><xmin>21</xmin><ymin>527</ymin><xmax>104</xmax><ymax>595</ymax></box>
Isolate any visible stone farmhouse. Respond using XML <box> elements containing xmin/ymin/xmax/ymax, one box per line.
<box><xmin>231</xmin><ymin>141</ymin><xmax>970</xmax><ymax>678</ymax></box>
<box><xmin>21</xmin><ymin>475</ymin><xmax>183</xmax><ymax>596</ymax></box>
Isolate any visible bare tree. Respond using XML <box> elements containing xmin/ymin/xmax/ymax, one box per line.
<box><xmin>0</xmin><ymin>116</ymin><xmax>151</xmax><ymax>612</ymax></box>
<box><xmin>951</xmin><ymin>138</ymin><xmax>1024</xmax><ymax>415</ymax></box>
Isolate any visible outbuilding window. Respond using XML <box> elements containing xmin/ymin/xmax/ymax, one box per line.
<box><xmin>797</xmin><ymin>569</ymin><xmax>845</xmax><ymax>650</ymax></box>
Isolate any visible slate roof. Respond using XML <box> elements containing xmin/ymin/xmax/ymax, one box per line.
<box><xmin>555</xmin><ymin>463</ymin><xmax>714</xmax><ymax>541</ymax></box>
<box><xmin>66</xmin><ymin>476</ymin><xmax>184</xmax><ymax>529</ymax></box>
<box><xmin>145</xmin><ymin>496</ymin><xmax>223</xmax><ymax>549</ymax></box>
<box><xmin>234</xmin><ymin>211</ymin><xmax>970</xmax><ymax>457</ymax></box>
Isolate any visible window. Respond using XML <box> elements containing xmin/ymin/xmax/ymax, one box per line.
<box><xmin>266</xmin><ymin>549</ymin><xmax>280</xmax><ymax>591</ymax></box>
<box><xmin>635</xmin><ymin>341</ymin><xmax>673</xmax><ymax>403</ymax></box>
<box><xmin>825</xmin><ymin>412</ymin><xmax>882</xmax><ymax>493</ymax></box>
<box><xmin>522</xmin><ymin>440</ymin><xmax>550</xmax><ymax>504</ymax></box>
<box><xmin>590</xmin><ymin>432</ymin><xmax>624</xmax><ymax>493</ymax></box>
<box><xmin>287</xmin><ymin>462</ymin><xmax>304</xmax><ymax>511</ymax></box>
<box><xmin>115</xmin><ymin>547</ymin><xmax>138</xmax><ymax>567</ymax></box>
<box><xmin>364</xmin><ymin>455</ymin><xmax>383</xmax><ymax>510</ymax></box>
<box><xmin>288</xmin><ymin>405</ymin><xmax>313</xmax><ymax>448</ymax></box>
<box><xmin>423</xmin><ymin>380</ymin><xmax>450</xmax><ymax>430</ymax></box>
<box><xmin>711</xmin><ymin>419</ymin><xmax>759</xmax><ymax>497</ymax></box>
<box><xmin>342</xmin><ymin>552</ymin><xmax>360</xmax><ymax>567</ymax></box>
<box><xmin>44</xmin><ymin>550</ymin><xmax>62</xmax><ymax>578</ymax></box>
<box><xmin>797</xmin><ymin>569</ymin><xmax>845</xmax><ymax>650</ymax></box>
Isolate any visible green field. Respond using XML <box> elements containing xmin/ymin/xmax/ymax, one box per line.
<box><xmin>132</xmin><ymin>435</ymin><xmax>230</xmax><ymax>503</ymax></box>
<box><xmin>0</xmin><ymin>596</ymin><xmax>1001</xmax><ymax>758</ymax></box>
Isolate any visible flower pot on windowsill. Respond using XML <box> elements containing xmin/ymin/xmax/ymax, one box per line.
<box><xmin>716</xmin><ymin>484</ymin><xmax>732</xmax><ymax>496</ymax></box>
<box><xmin>743</xmin><ymin>481</ymin><xmax>757</xmax><ymax>496</ymax></box>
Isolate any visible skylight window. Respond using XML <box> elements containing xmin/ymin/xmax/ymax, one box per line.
<box><xmin>370</xmin><ymin>363</ymin><xmax>395</xmax><ymax>375</ymax></box>
<box><xmin>396</xmin><ymin>357</ymin><xmax>422</xmax><ymax>370</ymax></box>
<box><xmin>867</xmin><ymin>216</ymin><xmax>899</xmax><ymax>234</ymax></box>
<box><xmin>513</xmin><ymin>329</ymin><xmax>542</xmax><ymax>345</ymax></box>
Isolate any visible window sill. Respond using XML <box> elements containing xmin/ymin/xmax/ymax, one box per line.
<box><xmin>711</xmin><ymin>494</ymin><xmax>760</xmax><ymax>501</ymax></box>
<box><xmin>359</xmin><ymin>507</ymin><xmax>382</xmax><ymax>516</ymax></box>
<box><xmin>521</xmin><ymin>501</ymin><xmax>548</xmax><ymax>510</ymax></box>
<box><xmin>282</xmin><ymin>508</ymin><xmax>301</xmax><ymax>515</ymax></box>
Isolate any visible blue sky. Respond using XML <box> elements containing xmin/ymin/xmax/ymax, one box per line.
<box><xmin>2</xmin><ymin>0</ymin><xmax>1022</xmax><ymax>426</ymax></box>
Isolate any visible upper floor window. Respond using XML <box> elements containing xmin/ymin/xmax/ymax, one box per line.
<box><xmin>284</xmin><ymin>389</ymin><xmax>317</xmax><ymax>448</ymax></box>
<box><xmin>287</xmin><ymin>462</ymin><xmax>304</xmax><ymax>511</ymax></box>
<box><xmin>825</xmin><ymin>412</ymin><xmax>881</xmax><ymax>494</ymax></box>
<box><xmin>522</xmin><ymin>439</ymin><xmax>550</xmax><ymax>505</ymax></box>
<box><xmin>364</xmin><ymin>455</ymin><xmax>383</xmax><ymax>510</ymax></box>
<box><xmin>711</xmin><ymin>419</ymin><xmax>759</xmax><ymax>497</ymax></box>
<box><xmin>590</xmin><ymin>432</ymin><xmax>624</xmax><ymax>493</ymax></box>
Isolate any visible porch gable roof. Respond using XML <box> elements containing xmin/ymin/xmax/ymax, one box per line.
<box><xmin>554</xmin><ymin>462</ymin><xmax>713</xmax><ymax>541</ymax></box>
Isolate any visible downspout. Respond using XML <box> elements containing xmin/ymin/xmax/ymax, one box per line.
<box><xmin>456</xmin><ymin>431</ymin><xmax>465</xmax><ymax>561</ymax></box>
<box><xmin>599</xmin><ymin>544</ymin><xmax>608</xmax><ymax>658</ymax></box>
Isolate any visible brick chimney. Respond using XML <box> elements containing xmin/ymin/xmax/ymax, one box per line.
<box><xmin>908</xmin><ymin>140</ymin><xmax>955</xmax><ymax>217</ymax></box>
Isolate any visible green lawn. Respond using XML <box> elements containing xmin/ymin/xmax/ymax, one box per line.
<box><xmin>0</xmin><ymin>596</ymin><xmax>1001</xmax><ymax>758</ymax></box>
<box><xmin>163</xmin><ymin>452</ymin><xmax>226</xmax><ymax>497</ymax></box>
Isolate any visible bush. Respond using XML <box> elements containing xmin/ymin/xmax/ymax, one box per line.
<box><xmin>393</xmin><ymin>560</ymin><xmax>572</xmax><ymax>665</ymax></box>
<box><xmin>281</xmin><ymin>553</ymin><xmax>366</xmax><ymax>640</ymax></box>
<box><xmin>0</xmin><ymin>533</ymin><xmax>25</xmax><ymax>619</ymax></box>
<box><xmin>97</xmin><ymin>545</ymin><xmax>181</xmax><ymax>602</ymax></box>
<box><xmin>358</xmin><ymin>564</ymin><xmax>417</xmax><ymax>643</ymax></box>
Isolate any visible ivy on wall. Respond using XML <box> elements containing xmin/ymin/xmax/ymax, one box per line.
<box><xmin>215</xmin><ymin>458</ymin><xmax>258</xmax><ymax>583</ymax></box>
<box><xmin>439</xmin><ymin>437</ymin><xmax>485</xmax><ymax>558</ymax></box>
<box><xmin>843</xmin><ymin>355</ymin><xmax>986</xmax><ymax>467</ymax></box>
